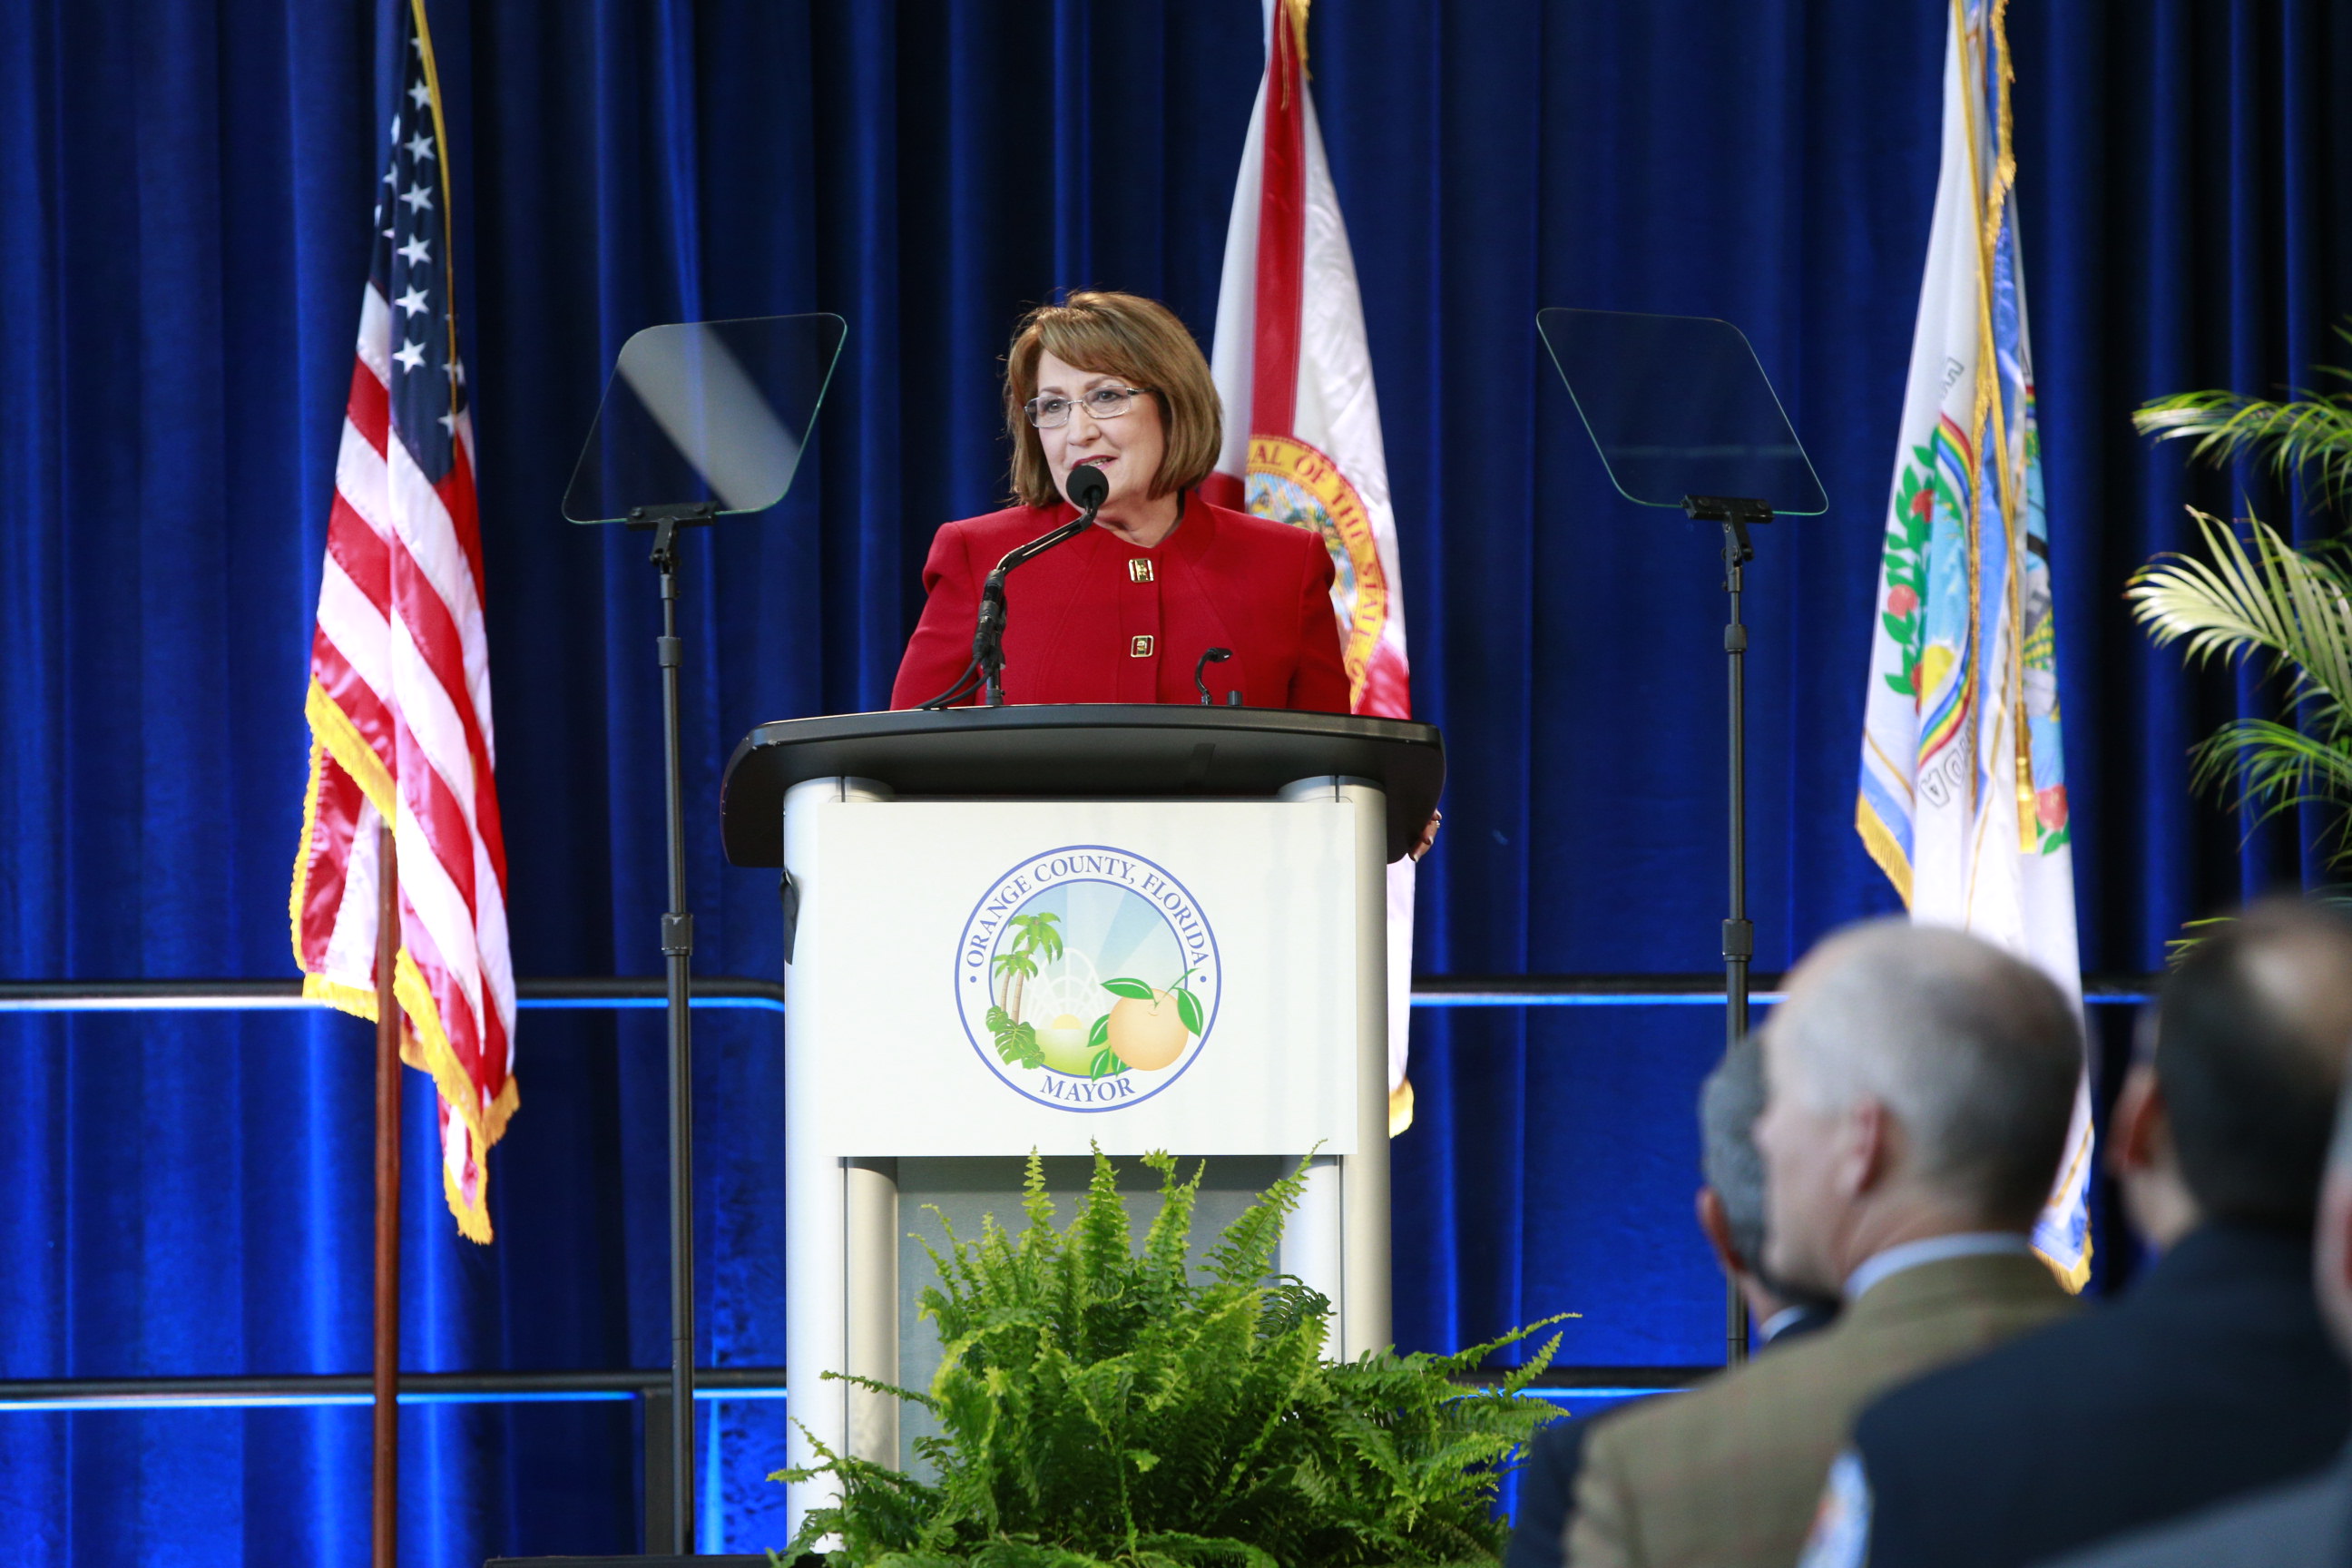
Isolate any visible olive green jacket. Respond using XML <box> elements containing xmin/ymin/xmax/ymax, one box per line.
<box><xmin>1567</xmin><ymin>1250</ymin><xmax>2077</xmax><ymax>1568</ymax></box>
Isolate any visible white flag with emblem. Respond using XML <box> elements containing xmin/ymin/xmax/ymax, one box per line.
<box><xmin>1857</xmin><ymin>0</ymin><xmax>2091</xmax><ymax>1286</ymax></box>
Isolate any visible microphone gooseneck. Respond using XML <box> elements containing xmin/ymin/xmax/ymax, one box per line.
<box><xmin>917</xmin><ymin>465</ymin><xmax>1110</xmax><ymax>710</ymax></box>
<box><xmin>1193</xmin><ymin>646</ymin><xmax>1233</xmax><ymax>705</ymax></box>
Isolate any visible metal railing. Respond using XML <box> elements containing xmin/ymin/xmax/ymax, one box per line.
<box><xmin>0</xmin><ymin>969</ymin><xmax>2154</xmax><ymax>1419</ymax></box>
<box><xmin>0</xmin><ymin>972</ymin><xmax>2161</xmax><ymax>1015</ymax></box>
<box><xmin>0</xmin><ymin>1367</ymin><xmax>789</xmax><ymax>1414</ymax></box>
<box><xmin>0</xmin><ymin>975</ymin><xmax>789</xmax><ymax>1014</ymax></box>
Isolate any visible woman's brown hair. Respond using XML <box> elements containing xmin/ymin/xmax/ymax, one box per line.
<box><xmin>1003</xmin><ymin>291</ymin><xmax>1223</xmax><ymax>508</ymax></box>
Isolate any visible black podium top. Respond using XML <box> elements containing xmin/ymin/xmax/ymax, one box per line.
<box><xmin>720</xmin><ymin>704</ymin><xmax>1444</xmax><ymax>867</ymax></box>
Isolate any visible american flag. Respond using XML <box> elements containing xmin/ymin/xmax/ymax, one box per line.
<box><xmin>290</xmin><ymin>0</ymin><xmax>514</xmax><ymax>1243</ymax></box>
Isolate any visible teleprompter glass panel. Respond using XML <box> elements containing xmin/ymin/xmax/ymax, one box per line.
<box><xmin>564</xmin><ymin>312</ymin><xmax>846</xmax><ymax>523</ymax></box>
<box><xmin>1536</xmin><ymin>308</ymin><xmax>1826</xmax><ymax>515</ymax></box>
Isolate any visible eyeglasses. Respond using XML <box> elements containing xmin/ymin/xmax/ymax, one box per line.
<box><xmin>1024</xmin><ymin>384</ymin><xmax>1152</xmax><ymax>429</ymax></box>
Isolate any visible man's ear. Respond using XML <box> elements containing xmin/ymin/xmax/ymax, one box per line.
<box><xmin>1844</xmin><ymin>1099</ymin><xmax>1896</xmax><ymax>1198</ymax></box>
<box><xmin>2108</xmin><ymin>1062</ymin><xmax>2169</xmax><ymax>1179</ymax></box>
<box><xmin>1696</xmin><ymin>1185</ymin><xmax>1745</xmax><ymax>1277</ymax></box>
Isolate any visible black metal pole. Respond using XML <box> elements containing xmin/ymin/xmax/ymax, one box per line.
<box><xmin>1685</xmin><ymin>495</ymin><xmax>1767</xmax><ymax>1367</ymax></box>
<box><xmin>1721</xmin><ymin>517</ymin><xmax>1752</xmax><ymax>1367</ymax></box>
<box><xmin>651</xmin><ymin>514</ymin><xmax>698</xmax><ymax>1553</ymax></box>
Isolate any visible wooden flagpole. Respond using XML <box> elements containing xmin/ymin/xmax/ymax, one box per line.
<box><xmin>373</xmin><ymin>823</ymin><xmax>402</xmax><ymax>1568</ymax></box>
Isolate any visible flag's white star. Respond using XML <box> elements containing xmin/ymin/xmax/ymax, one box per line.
<box><xmin>383</xmin><ymin>166</ymin><xmax>397</xmax><ymax>186</ymax></box>
<box><xmin>410</xmin><ymin>34</ymin><xmax>424</xmax><ymax>55</ymax></box>
<box><xmin>398</xmin><ymin>235</ymin><xmax>431</xmax><ymax>267</ymax></box>
<box><xmin>407</xmin><ymin>131</ymin><xmax>435</xmax><ymax>163</ymax></box>
<box><xmin>438</xmin><ymin>410</ymin><xmax>458</xmax><ymax>436</ymax></box>
<box><xmin>394</xmin><ymin>285</ymin><xmax>430</xmax><ymax>318</ymax></box>
<box><xmin>408</xmin><ymin>81</ymin><xmax>431</xmax><ymax>110</ymax></box>
<box><xmin>400</xmin><ymin>183</ymin><xmax>433</xmax><ymax>214</ymax></box>
<box><xmin>393</xmin><ymin>338</ymin><xmax>426</xmax><ymax>372</ymax></box>
<box><xmin>388</xmin><ymin>114</ymin><xmax>401</xmax><ymax>142</ymax></box>
<box><xmin>382</xmin><ymin>226</ymin><xmax>395</xmax><ymax>240</ymax></box>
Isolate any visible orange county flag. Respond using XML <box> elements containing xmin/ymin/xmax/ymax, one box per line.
<box><xmin>290</xmin><ymin>0</ymin><xmax>516</xmax><ymax>1242</ymax></box>
<box><xmin>1206</xmin><ymin>0</ymin><xmax>1419</xmax><ymax>1134</ymax></box>
<box><xmin>1857</xmin><ymin>0</ymin><xmax>2089</xmax><ymax>1286</ymax></box>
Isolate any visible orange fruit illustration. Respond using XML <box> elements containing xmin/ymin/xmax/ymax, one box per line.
<box><xmin>1106</xmin><ymin>991</ymin><xmax>1189</xmax><ymax>1071</ymax></box>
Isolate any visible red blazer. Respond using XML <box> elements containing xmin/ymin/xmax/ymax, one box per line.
<box><xmin>889</xmin><ymin>492</ymin><xmax>1353</xmax><ymax>712</ymax></box>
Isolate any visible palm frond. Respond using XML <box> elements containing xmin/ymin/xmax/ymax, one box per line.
<box><xmin>2126</xmin><ymin>509</ymin><xmax>2352</xmax><ymax>727</ymax></box>
<box><xmin>2132</xmin><ymin>387</ymin><xmax>2352</xmax><ymax>507</ymax></box>
<box><xmin>2188</xmin><ymin>718</ymin><xmax>2352</xmax><ymax>850</ymax></box>
<box><xmin>2162</xmin><ymin>890</ymin><xmax>2352</xmax><ymax>964</ymax></box>
<box><xmin>2130</xmin><ymin>506</ymin><xmax>2352</xmax><ymax>878</ymax></box>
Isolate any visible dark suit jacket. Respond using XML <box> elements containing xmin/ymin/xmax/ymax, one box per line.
<box><xmin>1503</xmin><ymin>1306</ymin><xmax>1833</xmax><ymax>1568</ymax></box>
<box><xmin>888</xmin><ymin>494</ymin><xmax>1352</xmax><ymax>711</ymax></box>
<box><xmin>2043</xmin><ymin>1452</ymin><xmax>2352</xmax><ymax>1568</ymax></box>
<box><xmin>1507</xmin><ymin>1406</ymin><xmax>1604</xmax><ymax>1568</ymax></box>
<box><xmin>1850</xmin><ymin>1224</ymin><xmax>2350</xmax><ymax>1568</ymax></box>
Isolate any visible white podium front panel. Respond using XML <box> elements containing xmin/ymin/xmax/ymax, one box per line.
<box><xmin>781</xmin><ymin>777</ymin><xmax>1390</xmax><ymax>1541</ymax></box>
<box><xmin>786</xmin><ymin>796</ymin><xmax>1359</xmax><ymax>1157</ymax></box>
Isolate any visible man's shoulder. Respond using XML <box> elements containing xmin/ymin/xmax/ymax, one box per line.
<box><xmin>1588</xmin><ymin>1257</ymin><xmax>2073</xmax><ymax>1483</ymax></box>
<box><xmin>1583</xmin><ymin>1328</ymin><xmax>1859</xmax><ymax>1475</ymax></box>
<box><xmin>2043</xmin><ymin>1463</ymin><xmax>2352</xmax><ymax>1568</ymax></box>
<box><xmin>1849</xmin><ymin>1242</ymin><xmax>2350</xmax><ymax>1568</ymax></box>
<box><xmin>1856</xmin><ymin>1296</ymin><xmax>2135</xmax><ymax>1447</ymax></box>
<box><xmin>1857</xmin><ymin>1236</ymin><xmax>2345</xmax><ymax>1462</ymax></box>
<box><xmin>1572</xmin><ymin>1333</ymin><xmax>1887</xmax><ymax>1565</ymax></box>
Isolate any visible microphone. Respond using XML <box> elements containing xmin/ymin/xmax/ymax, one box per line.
<box><xmin>921</xmin><ymin>464</ymin><xmax>1110</xmax><ymax>709</ymax></box>
<box><xmin>1064</xmin><ymin>461</ymin><xmax>1110</xmax><ymax>513</ymax></box>
<box><xmin>1193</xmin><ymin>647</ymin><xmax>1233</xmax><ymax>705</ymax></box>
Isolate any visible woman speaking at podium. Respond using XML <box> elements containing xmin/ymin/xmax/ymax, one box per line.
<box><xmin>889</xmin><ymin>291</ymin><xmax>1351</xmax><ymax>712</ymax></box>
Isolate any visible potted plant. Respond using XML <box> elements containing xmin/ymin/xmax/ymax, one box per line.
<box><xmin>2128</xmin><ymin>349</ymin><xmax>2352</xmax><ymax>893</ymax></box>
<box><xmin>774</xmin><ymin>1150</ymin><xmax>1567</xmax><ymax>1567</ymax></box>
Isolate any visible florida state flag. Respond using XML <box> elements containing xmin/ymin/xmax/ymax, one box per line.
<box><xmin>1206</xmin><ymin>0</ymin><xmax>1418</xmax><ymax>1133</ymax></box>
<box><xmin>290</xmin><ymin>0</ymin><xmax>516</xmax><ymax>1241</ymax></box>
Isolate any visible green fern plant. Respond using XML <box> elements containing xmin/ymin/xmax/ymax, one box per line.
<box><xmin>2128</xmin><ymin>352</ymin><xmax>2352</xmax><ymax>883</ymax></box>
<box><xmin>773</xmin><ymin>1150</ymin><xmax>1568</xmax><ymax>1568</ymax></box>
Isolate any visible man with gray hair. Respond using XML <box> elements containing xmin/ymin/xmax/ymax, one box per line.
<box><xmin>1506</xmin><ymin>1035</ymin><xmax>1835</xmax><ymax>1568</ymax></box>
<box><xmin>1695</xmin><ymin>1033</ymin><xmax>1839</xmax><ymax>1348</ymax></box>
<box><xmin>1803</xmin><ymin>900</ymin><xmax>2352</xmax><ymax>1568</ymax></box>
<box><xmin>1567</xmin><ymin>919</ymin><xmax>2083</xmax><ymax>1568</ymax></box>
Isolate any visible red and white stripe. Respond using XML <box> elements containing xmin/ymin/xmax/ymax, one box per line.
<box><xmin>1209</xmin><ymin>0</ymin><xmax>1418</xmax><ymax>1120</ymax></box>
<box><xmin>294</xmin><ymin>279</ymin><xmax>514</xmax><ymax>1243</ymax></box>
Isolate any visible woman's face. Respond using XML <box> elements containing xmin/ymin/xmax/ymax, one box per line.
<box><xmin>1034</xmin><ymin>349</ymin><xmax>1165</xmax><ymax>516</ymax></box>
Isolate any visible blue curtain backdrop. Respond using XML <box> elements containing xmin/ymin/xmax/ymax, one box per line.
<box><xmin>2</xmin><ymin>0</ymin><xmax>2346</xmax><ymax>1560</ymax></box>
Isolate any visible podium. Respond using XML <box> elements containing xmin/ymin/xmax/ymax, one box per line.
<box><xmin>720</xmin><ymin>704</ymin><xmax>1442</xmax><ymax>1535</ymax></box>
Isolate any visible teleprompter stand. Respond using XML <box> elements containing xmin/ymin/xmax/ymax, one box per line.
<box><xmin>1538</xmin><ymin>309</ymin><xmax>1825</xmax><ymax>1367</ymax></box>
<box><xmin>563</xmin><ymin>314</ymin><xmax>844</xmax><ymax>1553</ymax></box>
<box><xmin>1681</xmin><ymin>495</ymin><xmax>1770</xmax><ymax>1083</ymax></box>
<box><xmin>633</xmin><ymin>498</ymin><xmax>712</xmax><ymax>1554</ymax></box>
